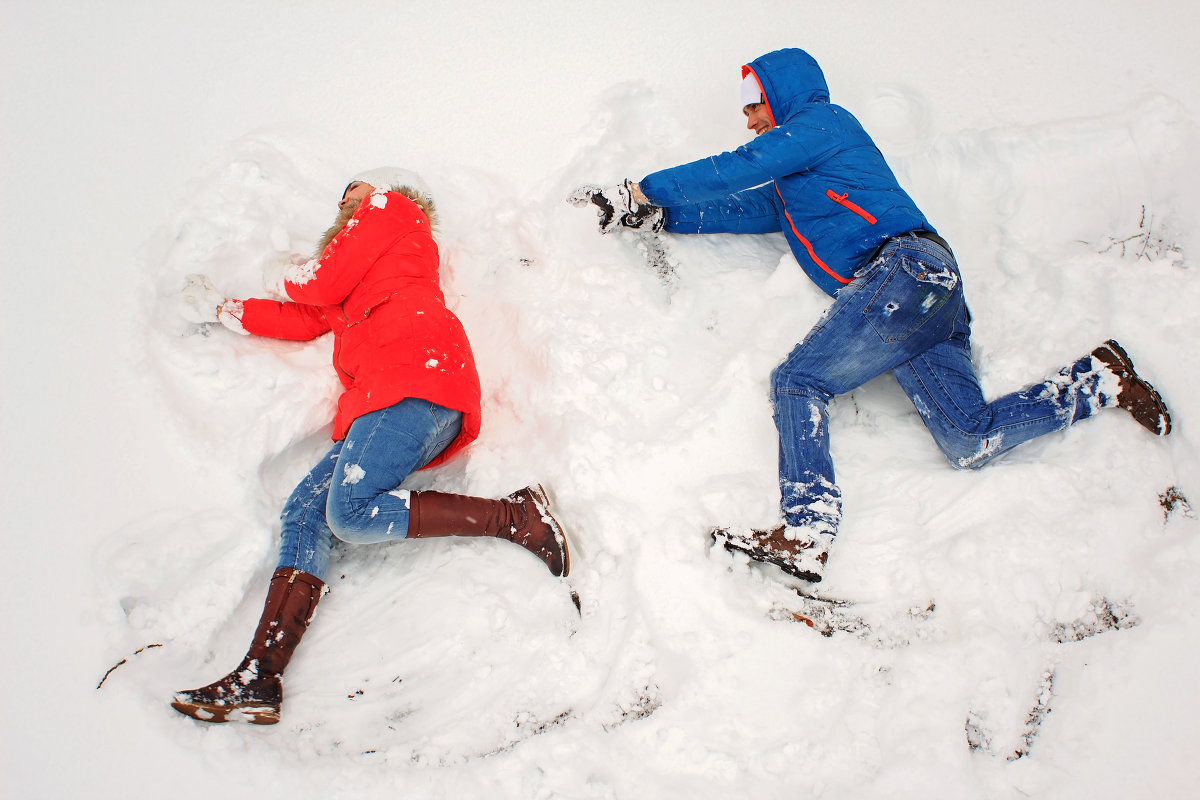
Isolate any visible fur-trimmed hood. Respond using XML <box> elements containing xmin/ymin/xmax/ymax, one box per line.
<box><xmin>350</xmin><ymin>167</ymin><xmax>437</xmax><ymax>227</ymax></box>
<box><xmin>389</xmin><ymin>184</ymin><xmax>437</xmax><ymax>228</ymax></box>
<box><xmin>315</xmin><ymin>168</ymin><xmax>439</xmax><ymax>256</ymax></box>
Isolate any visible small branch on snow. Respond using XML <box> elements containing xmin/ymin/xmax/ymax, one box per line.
<box><xmin>1088</xmin><ymin>205</ymin><xmax>1186</xmax><ymax>265</ymax></box>
<box><xmin>96</xmin><ymin>643</ymin><xmax>164</xmax><ymax>690</ymax></box>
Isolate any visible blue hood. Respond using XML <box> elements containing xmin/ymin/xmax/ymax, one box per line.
<box><xmin>744</xmin><ymin>48</ymin><xmax>830</xmax><ymax>123</ymax></box>
<box><xmin>640</xmin><ymin>46</ymin><xmax>931</xmax><ymax>297</ymax></box>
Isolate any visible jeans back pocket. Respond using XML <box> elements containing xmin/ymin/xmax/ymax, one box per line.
<box><xmin>862</xmin><ymin>256</ymin><xmax>959</xmax><ymax>343</ymax></box>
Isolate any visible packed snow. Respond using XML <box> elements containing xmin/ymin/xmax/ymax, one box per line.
<box><xmin>3</xmin><ymin>2</ymin><xmax>1199</xmax><ymax>799</ymax></box>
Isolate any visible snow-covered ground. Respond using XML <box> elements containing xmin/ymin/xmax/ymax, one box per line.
<box><xmin>4</xmin><ymin>2</ymin><xmax>1199</xmax><ymax>798</ymax></box>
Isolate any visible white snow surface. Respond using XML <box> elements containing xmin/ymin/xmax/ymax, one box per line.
<box><xmin>4</xmin><ymin>2</ymin><xmax>1200</xmax><ymax>798</ymax></box>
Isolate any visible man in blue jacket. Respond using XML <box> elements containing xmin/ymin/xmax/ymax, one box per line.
<box><xmin>576</xmin><ymin>47</ymin><xmax>1171</xmax><ymax>583</ymax></box>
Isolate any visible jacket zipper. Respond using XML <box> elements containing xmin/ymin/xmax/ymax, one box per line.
<box><xmin>826</xmin><ymin>190</ymin><xmax>877</xmax><ymax>224</ymax></box>
<box><xmin>774</xmin><ymin>186</ymin><xmax>853</xmax><ymax>286</ymax></box>
<box><xmin>333</xmin><ymin>305</ymin><xmax>355</xmax><ymax>381</ymax></box>
<box><xmin>331</xmin><ymin>292</ymin><xmax>396</xmax><ymax>382</ymax></box>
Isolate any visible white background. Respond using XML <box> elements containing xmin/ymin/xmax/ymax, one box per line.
<box><xmin>3</xmin><ymin>2</ymin><xmax>1198</xmax><ymax>798</ymax></box>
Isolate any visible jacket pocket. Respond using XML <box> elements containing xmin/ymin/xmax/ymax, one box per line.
<box><xmin>826</xmin><ymin>189</ymin><xmax>877</xmax><ymax>224</ymax></box>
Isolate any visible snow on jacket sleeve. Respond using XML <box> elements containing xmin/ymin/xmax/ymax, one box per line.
<box><xmin>662</xmin><ymin>184</ymin><xmax>783</xmax><ymax>235</ymax></box>
<box><xmin>238</xmin><ymin>298</ymin><xmax>331</xmax><ymax>341</ymax></box>
<box><xmin>282</xmin><ymin>192</ymin><xmax>405</xmax><ymax>307</ymax></box>
<box><xmin>640</xmin><ymin>113</ymin><xmax>842</xmax><ymax>209</ymax></box>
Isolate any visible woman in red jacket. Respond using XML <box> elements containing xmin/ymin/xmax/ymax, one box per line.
<box><xmin>171</xmin><ymin>168</ymin><xmax>570</xmax><ymax>725</ymax></box>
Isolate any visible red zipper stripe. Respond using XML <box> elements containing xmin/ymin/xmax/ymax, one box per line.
<box><xmin>826</xmin><ymin>190</ymin><xmax>877</xmax><ymax>224</ymax></box>
<box><xmin>777</xmin><ymin>185</ymin><xmax>854</xmax><ymax>286</ymax></box>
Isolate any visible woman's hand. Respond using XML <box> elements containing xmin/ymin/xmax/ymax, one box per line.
<box><xmin>179</xmin><ymin>274</ymin><xmax>226</xmax><ymax>323</ymax></box>
<box><xmin>179</xmin><ymin>274</ymin><xmax>248</xmax><ymax>334</ymax></box>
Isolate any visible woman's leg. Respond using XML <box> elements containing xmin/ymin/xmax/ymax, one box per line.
<box><xmin>325</xmin><ymin>398</ymin><xmax>570</xmax><ymax>575</ymax></box>
<box><xmin>173</xmin><ymin>445</ymin><xmax>342</xmax><ymax>725</ymax></box>
<box><xmin>171</xmin><ymin>567</ymin><xmax>325</xmax><ymax>725</ymax></box>
<box><xmin>324</xmin><ymin>398</ymin><xmax>462</xmax><ymax>544</ymax></box>
<box><xmin>276</xmin><ymin>442</ymin><xmax>342</xmax><ymax>581</ymax></box>
<box><xmin>173</xmin><ymin>400</ymin><xmax>462</xmax><ymax>725</ymax></box>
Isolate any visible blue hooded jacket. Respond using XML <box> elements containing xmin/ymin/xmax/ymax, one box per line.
<box><xmin>639</xmin><ymin>48</ymin><xmax>933</xmax><ymax>297</ymax></box>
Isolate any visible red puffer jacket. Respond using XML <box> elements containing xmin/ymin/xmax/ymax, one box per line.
<box><xmin>238</xmin><ymin>190</ymin><xmax>481</xmax><ymax>468</ymax></box>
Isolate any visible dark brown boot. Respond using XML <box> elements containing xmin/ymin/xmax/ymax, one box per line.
<box><xmin>171</xmin><ymin>568</ymin><xmax>325</xmax><ymax>725</ymax></box>
<box><xmin>408</xmin><ymin>484</ymin><xmax>570</xmax><ymax>577</ymax></box>
<box><xmin>712</xmin><ymin>525</ymin><xmax>833</xmax><ymax>583</ymax></box>
<box><xmin>1092</xmin><ymin>340</ymin><xmax>1172</xmax><ymax>436</ymax></box>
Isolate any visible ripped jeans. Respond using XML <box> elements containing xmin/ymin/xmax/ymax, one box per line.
<box><xmin>770</xmin><ymin>234</ymin><xmax>1115</xmax><ymax>536</ymax></box>
<box><xmin>276</xmin><ymin>398</ymin><xmax>463</xmax><ymax>581</ymax></box>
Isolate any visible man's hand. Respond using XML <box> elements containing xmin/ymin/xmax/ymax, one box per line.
<box><xmin>568</xmin><ymin>180</ymin><xmax>664</xmax><ymax>234</ymax></box>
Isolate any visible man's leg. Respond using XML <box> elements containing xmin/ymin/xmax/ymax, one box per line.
<box><xmin>893</xmin><ymin>330</ymin><xmax>1156</xmax><ymax>469</ymax></box>
<box><xmin>722</xmin><ymin>237</ymin><xmax>965</xmax><ymax>580</ymax></box>
<box><xmin>774</xmin><ymin>239</ymin><xmax>964</xmax><ymax>520</ymax></box>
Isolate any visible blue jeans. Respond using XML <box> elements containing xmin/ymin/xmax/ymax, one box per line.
<box><xmin>770</xmin><ymin>234</ymin><xmax>1114</xmax><ymax>535</ymax></box>
<box><xmin>276</xmin><ymin>398</ymin><xmax>463</xmax><ymax>581</ymax></box>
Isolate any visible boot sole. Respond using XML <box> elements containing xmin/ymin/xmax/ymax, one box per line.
<box><xmin>1101</xmin><ymin>339</ymin><xmax>1172</xmax><ymax>436</ymax></box>
<box><xmin>171</xmin><ymin>698</ymin><xmax>280</xmax><ymax>725</ymax></box>
<box><xmin>527</xmin><ymin>483</ymin><xmax>571</xmax><ymax>577</ymax></box>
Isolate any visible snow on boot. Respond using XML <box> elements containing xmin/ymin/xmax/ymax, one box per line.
<box><xmin>503</xmin><ymin>485</ymin><xmax>572</xmax><ymax>578</ymax></box>
<box><xmin>1092</xmin><ymin>339</ymin><xmax>1172</xmax><ymax>436</ymax></box>
<box><xmin>714</xmin><ymin>525</ymin><xmax>834</xmax><ymax>583</ymax></box>
<box><xmin>408</xmin><ymin>485</ymin><xmax>571</xmax><ymax>577</ymax></box>
<box><xmin>171</xmin><ymin>568</ymin><xmax>325</xmax><ymax>725</ymax></box>
<box><xmin>170</xmin><ymin>657</ymin><xmax>283</xmax><ymax>725</ymax></box>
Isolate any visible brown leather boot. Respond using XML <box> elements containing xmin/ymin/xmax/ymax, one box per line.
<box><xmin>1092</xmin><ymin>339</ymin><xmax>1172</xmax><ymax>436</ymax></box>
<box><xmin>712</xmin><ymin>525</ymin><xmax>833</xmax><ymax>583</ymax></box>
<box><xmin>408</xmin><ymin>484</ymin><xmax>570</xmax><ymax>577</ymax></box>
<box><xmin>171</xmin><ymin>568</ymin><xmax>325</xmax><ymax>725</ymax></box>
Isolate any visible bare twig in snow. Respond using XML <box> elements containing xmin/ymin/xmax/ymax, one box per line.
<box><xmin>96</xmin><ymin>643</ymin><xmax>164</xmax><ymax>690</ymax></box>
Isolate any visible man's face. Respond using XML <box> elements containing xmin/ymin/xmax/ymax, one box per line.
<box><xmin>744</xmin><ymin>103</ymin><xmax>774</xmax><ymax>136</ymax></box>
<box><xmin>339</xmin><ymin>181</ymin><xmax>375</xmax><ymax>209</ymax></box>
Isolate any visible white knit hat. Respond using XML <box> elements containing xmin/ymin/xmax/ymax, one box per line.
<box><xmin>740</xmin><ymin>73</ymin><xmax>763</xmax><ymax>107</ymax></box>
<box><xmin>350</xmin><ymin>166</ymin><xmax>433</xmax><ymax>200</ymax></box>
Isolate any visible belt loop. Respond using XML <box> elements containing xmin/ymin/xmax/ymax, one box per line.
<box><xmin>859</xmin><ymin>229</ymin><xmax>954</xmax><ymax>274</ymax></box>
<box><xmin>912</xmin><ymin>230</ymin><xmax>954</xmax><ymax>258</ymax></box>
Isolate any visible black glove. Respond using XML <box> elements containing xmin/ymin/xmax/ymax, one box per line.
<box><xmin>568</xmin><ymin>180</ymin><xmax>664</xmax><ymax>234</ymax></box>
